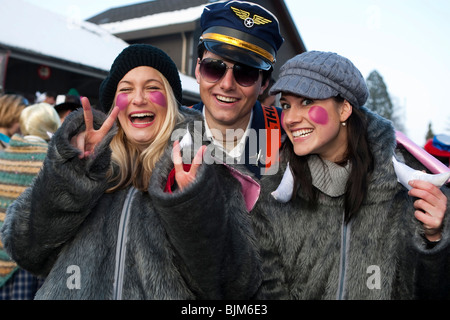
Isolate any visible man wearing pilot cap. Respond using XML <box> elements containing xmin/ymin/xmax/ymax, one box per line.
<box><xmin>192</xmin><ymin>0</ymin><xmax>284</xmax><ymax>178</ymax></box>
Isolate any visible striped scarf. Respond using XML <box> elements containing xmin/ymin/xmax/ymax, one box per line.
<box><xmin>0</xmin><ymin>134</ymin><xmax>48</xmax><ymax>287</ymax></box>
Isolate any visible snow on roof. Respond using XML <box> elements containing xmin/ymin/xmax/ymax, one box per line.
<box><xmin>99</xmin><ymin>5</ymin><xmax>206</xmax><ymax>35</ymax></box>
<box><xmin>0</xmin><ymin>0</ymin><xmax>199</xmax><ymax>95</ymax></box>
<box><xmin>1</xmin><ymin>0</ymin><xmax>128</xmax><ymax>72</ymax></box>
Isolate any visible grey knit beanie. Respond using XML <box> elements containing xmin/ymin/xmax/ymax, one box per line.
<box><xmin>270</xmin><ymin>51</ymin><xmax>368</xmax><ymax>108</ymax></box>
<box><xmin>99</xmin><ymin>44</ymin><xmax>182</xmax><ymax>113</ymax></box>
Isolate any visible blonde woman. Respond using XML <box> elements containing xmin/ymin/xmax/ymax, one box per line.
<box><xmin>19</xmin><ymin>102</ymin><xmax>61</xmax><ymax>142</ymax></box>
<box><xmin>1</xmin><ymin>44</ymin><xmax>259</xmax><ymax>299</ymax></box>
<box><xmin>0</xmin><ymin>94</ymin><xmax>28</xmax><ymax>149</ymax></box>
<box><xmin>0</xmin><ymin>102</ymin><xmax>60</xmax><ymax>299</ymax></box>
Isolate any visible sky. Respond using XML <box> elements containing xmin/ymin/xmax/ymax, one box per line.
<box><xmin>22</xmin><ymin>0</ymin><xmax>450</xmax><ymax>146</ymax></box>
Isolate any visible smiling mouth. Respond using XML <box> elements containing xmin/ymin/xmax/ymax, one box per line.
<box><xmin>216</xmin><ymin>95</ymin><xmax>238</xmax><ymax>103</ymax></box>
<box><xmin>292</xmin><ymin>128</ymin><xmax>313</xmax><ymax>138</ymax></box>
<box><xmin>129</xmin><ymin>112</ymin><xmax>155</xmax><ymax>125</ymax></box>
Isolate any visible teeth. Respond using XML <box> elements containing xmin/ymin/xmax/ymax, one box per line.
<box><xmin>216</xmin><ymin>95</ymin><xmax>237</xmax><ymax>103</ymax></box>
<box><xmin>131</xmin><ymin>113</ymin><xmax>153</xmax><ymax>118</ymax></box>
<box><xmin>130</xmin><ymin>112</ymin><xmax>154</xmax><ymax>124</ymax></box>
<box><xmin>292</xmin><ymin>129</ymin><xmax>313</xmax><ymax>137</ymax></box>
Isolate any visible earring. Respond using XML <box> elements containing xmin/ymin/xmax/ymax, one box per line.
<box><xmin>341</xmin><ymin>122</ymin><xmax>347</xmax><ymax>127</ymax></box>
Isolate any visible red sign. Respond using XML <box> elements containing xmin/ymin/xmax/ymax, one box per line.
<box><xmin>38</xmin><ymin>65</ymin><xmax>51</xmax><ymax>80</ymax></box>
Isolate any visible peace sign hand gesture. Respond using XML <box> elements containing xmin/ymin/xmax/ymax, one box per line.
<box><xmin>172</xmin><ymin>140</ymin><xmax>207</xmax><ymax>191</ymax></box>
<box><xmin>70</xmin><ymin>97</ymin><xmax>120</xmax><ymax>159</ymax></box>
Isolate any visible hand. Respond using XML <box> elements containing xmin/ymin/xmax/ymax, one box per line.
<box><xmin>172</xmin><ymin>140</ymin><xmax>206</xmax><ymax>191</ymax></box>
<box><xmin>408</xmin><ymin>179</ymin><xmax>448</xmax><ymax>242</ymax></box>
<box><xmin>71</xmin><ymin>97</ymin><xmax>120</xmax><ymax>159</ymax></box>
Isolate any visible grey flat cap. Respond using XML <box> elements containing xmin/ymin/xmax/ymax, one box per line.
<box><xmin>270</xmin><ymin>51</ymin><xmax>369</xmax><ymax>108</ymax></box>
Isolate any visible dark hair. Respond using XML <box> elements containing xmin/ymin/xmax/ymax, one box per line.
<box><xmin>197</xmin><ymin>42</ymin><xmax>272</xmax><ymax>86</ymax></box>
<box><xmin>258</xmin><ymin>77</ymin><xmax>276</xmax><ymax>104</ymax></box>
<box><xmin>45</xmin><ymin>91</ymin><xmax>57</xmax><ymax>99</ymax></box>
<box><xmin>284</xmin><ymin>96</ymin><xmax>374</xmax><ymax>223</ymax></box>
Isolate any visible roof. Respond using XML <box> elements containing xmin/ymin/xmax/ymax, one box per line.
<box><xmin>0</xmin><ymin>0</ymin><xmax>199</xmax><ymax>94</ymax></box>
<box><xmin>95</xmin><ymin>3</ymin><xmax>206</xmax><ymax>37</ymax></box>
<box><xmin>87</xmin><ymin>0</ymin><xmax>208</xmax><ymax>24</ymax></box>
<box><xmin>89</xmin><ymin>0</ymin><xmax>307</xmax><ymax>55</ymax></box>
<box><xmin>0</xmin><ymin>0</ymin><xmax>128</xmax><ymax>75</ymax></box>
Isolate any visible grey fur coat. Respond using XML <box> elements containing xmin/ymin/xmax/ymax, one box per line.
<box><xmin>1</xmin><ymin>107</ymin><xmax>260</xmax><ymax>300</ymax></box>
<box><xmin>252</xmin><ymin>107</ymin><xmax>450</xmax><ymax>300</ymax></box>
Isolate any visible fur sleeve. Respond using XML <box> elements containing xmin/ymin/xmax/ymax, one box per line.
<box><xmin>149</xmin><ymin>151</ymin><xmax>261</xmax><ymax>299</ymax></box>
<box><xmin>0</xmin><ymin>109</ymin><xmax>116</xmax><ymax>276</ymax></box>
<box><xmin>412</xmin><ymin>185</ymin><xmax>450</xmax><ymax>299</ymax></box>
<box><xmin>251</xmin><ymin>172</ymin><xmax>291</xmax><ymax>300</ymax></box>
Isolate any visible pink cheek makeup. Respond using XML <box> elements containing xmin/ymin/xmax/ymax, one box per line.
<box><xmin>148</xmin><ymin>91</ymin><xmax>167</xmax><ymax>108</ymax></box>
<box><xmin>280</xmin><ymin>112</ymin><xmax>287</xmax><ymax>130</ymax></box>
<box><xmin>308</xmin><ymin>106</ymin><xmax>329</xmax><ymax>125</ymax></box>
<box><xmin>116</xmin><ymin>93</ymin><xmax>129</xmax><ymax>110</ymax></box>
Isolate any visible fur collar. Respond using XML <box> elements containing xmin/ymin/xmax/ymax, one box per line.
<box><xmin>361</xmin><ymin>107</ymin><xmax>401</xmax><ymax>199</ymax></box>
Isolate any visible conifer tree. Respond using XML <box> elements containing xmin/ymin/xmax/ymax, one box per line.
<box><xmin>366</xmin><ymin>70</ymin><xmax>393</xmax><ymax>119</ymax></box>
<box><xmin>365</xmin><ymin>70</ymin><xmax>405</xmax><ymax>131</ymax></box>
<box><xmin>425</xmin><ymin>122</ymin><xmax>434</xmax><ymax>141</ymax></box>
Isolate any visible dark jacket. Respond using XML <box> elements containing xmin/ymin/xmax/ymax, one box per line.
<box><xmin>1</xmin><ymin>106</ymin><xmax>260</xmax><ymax>300</ymax></box>
<box><xmin>192</xmin><ymin>101</ymin><xmax>283</xmax><ymax>179</ymax></box>
<box><xmin>252</xmin><ymin>107</ymin><xmax>450</xmax><ymax>299</ymax></box>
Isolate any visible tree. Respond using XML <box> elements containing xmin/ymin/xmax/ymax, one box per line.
<box><xmin>426</xmin><ymin>122</ymin><xmax>434</xmax><ymax>141</ymax></box>
<box><xmin>365</xmin><ymin>70</ymin><xmax>405</xmax><ymax>132</ymax></box>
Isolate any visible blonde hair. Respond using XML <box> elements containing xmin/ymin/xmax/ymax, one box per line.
<box><xmin>0</xmin><ymin>94</ymin><xmax>27</xmax><ymax>128</ymax></box>
<box><xmin>19</xmin><ymin>103</ymin><xmax>61</xmax><ymax>140</ymax></box>
<box><xmin>107</xmin><ymin>72</ymin><xmax>184</xmax><ymax>192</ymax></box>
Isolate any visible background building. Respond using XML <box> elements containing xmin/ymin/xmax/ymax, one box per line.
<box><xmin>1</xmin><ymin>0</ymin><xmax>306</xmax><ymax>107</ymax></box>
<box><xmin>88</xmin><ymin>0</ymin><xmax>306</xmax><ymax>81</ymax></box>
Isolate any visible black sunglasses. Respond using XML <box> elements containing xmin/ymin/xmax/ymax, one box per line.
<box><xmin>199</xmin><ymin>58</ymin><xmax>261</xmax><ymax>87</ymax></box>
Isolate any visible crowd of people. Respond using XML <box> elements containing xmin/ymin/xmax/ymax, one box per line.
<box><xmin>0</xmin><ymin>90</ymin><xmax>81</xmax><ymax>298</ymax></box>
<box><xmin>0</xmin><ymin>0</ymin><xmax>449</xmax><ymax>301</ymax></box>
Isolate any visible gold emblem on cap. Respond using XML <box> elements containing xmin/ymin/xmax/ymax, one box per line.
<box><xmin>231</xmin><ymin>6</ymin><xmax>272</xmax><ymax>28</ymax></box>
